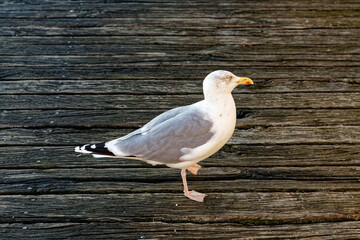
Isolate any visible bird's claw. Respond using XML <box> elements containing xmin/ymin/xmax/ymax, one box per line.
<box><xmin>184</xmin><ymin>190</ymin><xmax>207</xmax><ymax>202</ymax></box>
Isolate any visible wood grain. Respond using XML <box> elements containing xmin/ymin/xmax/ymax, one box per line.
<box><xmin>1</xmin><ymin>144</ymin><xmax>359</xmax><ymax>168</ymax></box>
<box><xmin>1</xmin><ymin>66</ymin><xmax>359</xmax><ymax>80</ymax></box>
<box><xmin>1</xmin><ymin>126</ymin><xmax>360</xmax><ymax>146</ymax></box>
<box><xmin>2</xmin><ymin>79</ymin><xmax>360</xmax><ymax>94</ymax></box>
<box><xmin>2</xmin><ymin>221</ymin><xmax>360</xmax><ymax>240</ymax></box>
<box><xmin>2</xmin><ymin>165</ymin><xmax>359</xmax><ymax>184</ymax></box>
<box><xmin>1</xmin><ymin>193</ymin><xmax>360</xmax><ymax>223</ymax></box>
<box><xmin>1</xmin><ymin>109</ymin><xmax>360</xmax><ymax>128</ymax></box>
<box><xmin>2</xmin><ymin>177</ymin><xmax>360</xmax><ymax>195</ymax></box>
<box><xmin>1</xmin><ymin>92</ymin><xmax>360</xmax><ymax>110</ymax></box>
<box><xmin>2</xmin><ymin>55</ymin><xmax>360</xmax><ymax>68</ymax></box>
<box><xmin>2</xmin><ymin>43</ymin><xmax>360</xmax><ymax>57</ymax></box>
<box><xmin>1</xmin><ymin>166</ymin><xmax>359</xmax><ymax>196</ymax></box>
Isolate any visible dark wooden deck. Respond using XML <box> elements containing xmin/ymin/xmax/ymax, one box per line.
<box><xmin>1</xmin><ymin>0</ymin><xmax>360</xmax><ymax>239</ymax></box>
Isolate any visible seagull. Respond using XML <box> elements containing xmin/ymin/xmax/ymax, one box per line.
<box><xmin>75</xmin><ymin>70</ymin><xmax>253</xmax><ymax>202</ymax></box>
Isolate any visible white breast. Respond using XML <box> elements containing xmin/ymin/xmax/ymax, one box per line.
<box><xmin>167</xmin><ymin>95</ymin><xmax>237</xmax><ymax>169</ymax></box>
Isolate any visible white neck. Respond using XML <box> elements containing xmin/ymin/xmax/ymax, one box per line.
<box><xmin>204</xmin><ymin>90</ymin><xmax>234</xmax><ymax>105</ymax></box>
<box><xmin>204</xmin><ymin>92</ymin><xmax>236</xmax><ymax>120</ymax></box>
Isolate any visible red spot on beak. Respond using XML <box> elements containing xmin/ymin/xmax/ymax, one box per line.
<box><xmin>237</xmin><ymin>77</ymin><xmax>253</xmax><ymax>85</ymax></box>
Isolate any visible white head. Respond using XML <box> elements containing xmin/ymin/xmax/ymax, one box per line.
<box><xmin>203</xmin><ymin>70</ymin><xmax>253</xmax><ymax>101</ymax></box>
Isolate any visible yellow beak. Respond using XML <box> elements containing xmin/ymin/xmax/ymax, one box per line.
<box><xmin>237</xmin><ymin>77</ymin><xmax>253</xmax><ymax>85</ymax></box>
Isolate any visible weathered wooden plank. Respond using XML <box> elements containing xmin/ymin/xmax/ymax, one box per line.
<box><xmin>2</xmin><ymin>27</ymin><xmax>360</xmax><ymax>42</ymax></box>
<box><xmin>3</xmin><ymin>36</ymin><xmax>360</xmax><ymax>49</ymax></box>
<box><xmin>1</xmin><ymin>144</ymin><xmax>358</xmax><ymax>168</ymax></box>
<box><xmin>0</xmin><ymin>167</ymin><xmax>359</xmax><ymax>195</ymax></box>
<box><xmin>2</xmin><ymin>166</ymin><xmax>359</xmax><ymax>183</ymax></box>
<box><xmin>3</xmin><ymin>5</ymin><xmax>359</xmax><ymax>18</ymax></box>
<box><xmin>4</xmin><ymin>15</ymin><xmax>360</xmax><ymax>24</ymax></box>
<box><xmin>2</xmin><ymin>109</ymin><xmax>360</xmax><ymax>128</ymax></box>
<box><xmin>1</xmin><ymin>93</ymin><xmax>360</xmax><ymax>110</ymax></box>
<box><xmin>1</xmin><ymin>177</ymin><xmax>359</xmax><ymax>195</ymax></box>
<box><xmin>2</xmin><ymin>55</ymin><xmax>360</xmax><ymax>67</ymax></box>
<box><xmin>2</xmin><ymin>221</ymin><xmax>360</xmax><ymax>240</ymax></box>
<box><xmin>2</xmin><ymin>6</ymin><xmax>360</xmax><ymax>19</ymax></box>
<box><xmin>1</xmin><ymin>66</ymin><xmax>359</xmax><ymax>80</ymax></box>
<box><xmin>1</xmin><ymin>193</ymin><xmax>360</xmax><ymax>223</ymax></box>
<box><xmin>2</xmin><ymin>18</ymin><xmax>360</xmax><ymax>30</ymax></box>
<box><xmin>1</xmin><ymin>1</ymin><xmax>359</xmax><ymax>12</ymax></box>
<box><xmin>2</xmin><ymin>79</ymin><xmax>360</xmax><ymax>94</ymax></box>
<box><xmin>2</xmin><ymin>43</ymin><xmax>360</xmax><ymax>57</ymax></box>
<box><xmin>1</xmin><ymin>126</ymin><xmax>360</xmax><ymax>146</ymax></box>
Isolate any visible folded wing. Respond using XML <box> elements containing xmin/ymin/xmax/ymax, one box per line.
<box><xmin>106</xmin><ymin>104</ymin><xmax>214</xmax><ymax>165</ymax></box>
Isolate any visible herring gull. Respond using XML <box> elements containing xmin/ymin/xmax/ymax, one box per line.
<box><xmin>75</xmin><ymin>70</ymin><xmax>253</xmax><ymax>202</ymax></box>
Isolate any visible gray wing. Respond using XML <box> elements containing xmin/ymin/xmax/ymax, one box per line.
<box><xmin>108</xmin><ymin>105</ymin><xmax>214</xmax><ymax>164</ymax></box>
<box><xmin>118</xmin><ymin>106</ymin><xmax>186</xmax><ymax>141</ymax></box>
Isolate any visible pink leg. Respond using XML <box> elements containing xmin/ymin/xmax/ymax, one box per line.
<box><xmin>187</xmin><ymin>164</ymin><xmax>201</xmax><ymax>175</ymax></box>
<box><xmin>181</xmin><ymin>169</ymin><xmax>207</xmax><ymax>202</ymax></box>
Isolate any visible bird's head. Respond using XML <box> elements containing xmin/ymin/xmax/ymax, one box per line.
<box><xmin>203</xmin><ymin>70</ymin><xmax>253</xmax><ymax>99</ymax></box>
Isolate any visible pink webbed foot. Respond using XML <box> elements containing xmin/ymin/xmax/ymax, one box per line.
<box><xmin>184</xmin><ymin>190</ymin><xmax>207</xmax><ymax>203</ymax></box>
<box><xmin>187</xmin><ymin>164</ymin><xmax>201</xmax><ymax>175</ymax></box>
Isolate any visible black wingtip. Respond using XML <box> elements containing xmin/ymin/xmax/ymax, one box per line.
<box><xmin>84</xmin><ymin>142</ymin><xmax>115</xmax><ymax>156</ymax></box>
